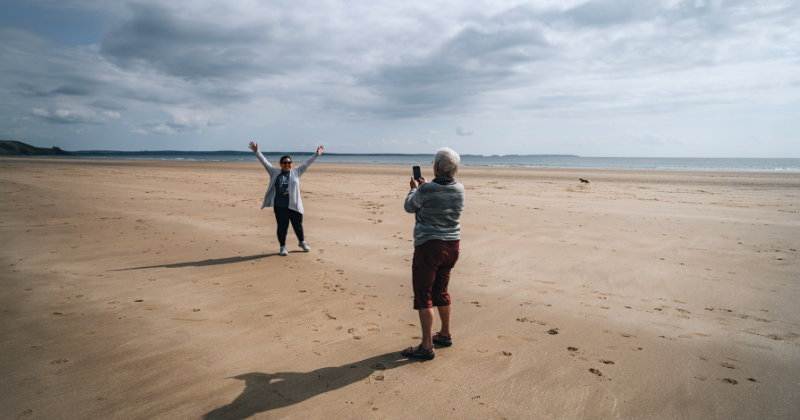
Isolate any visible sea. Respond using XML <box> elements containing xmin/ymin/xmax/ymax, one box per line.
<box><xmin>25</xmin><ymin>153</ymin><xmax>800</xmax><ymax>172</ymax></box>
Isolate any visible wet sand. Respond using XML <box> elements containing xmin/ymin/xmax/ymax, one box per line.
<box><xmin>1</xmin><ymin>158</ymin><xmax>799</xmax><ymax>419</ymax></box>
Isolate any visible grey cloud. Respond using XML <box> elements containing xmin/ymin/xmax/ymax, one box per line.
<box><xmin>100</xmin><ymin>3</ymin><xmax>282</xmax><ymax>80</ymax></box>
<box><xmin>2</xmin><ymin>0</ymin><xmax>799</xmax><ymax>153</ymax></box>
<box><xmin>49</xmin><ymin>86</ymin><xmax>91</xmax><ymax>96</ymax></box>
<box><xmin>89</xmin><ymin>100</ymin><xmax>127</xmax><ymax>111</ymax></box>
<box><xmin>357</xmin><ymin>8</ymin><xmax>552</xmax><ymax>117</ymax></box>
<box><xmin>26</xmin><ymin>85</ymin><xmax>90</xmax><ymax>98</ymax></box>
<box><xmin>563</xmin><ymin>0</ymin><xmax>658</xmax><ymax>27</ymax></box>
<box><xmin>17</xmin><ymin>84</ymin><xmax>91</xmax><ymax>98</ymax></box>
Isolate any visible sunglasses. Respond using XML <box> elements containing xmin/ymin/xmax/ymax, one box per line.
<box><xmin>281</xmin><ymin>161</ymin><xmax>292</xmax><ymax>165</ymax></box>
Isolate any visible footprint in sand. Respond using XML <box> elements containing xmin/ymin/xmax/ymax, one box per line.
<box><xmin>589</xmin><ymin>368</ymin><xmax>602</xmax><ymax>377</ymax></box>
<box><xmin>50</xmin><ymin>358</ymin><xmax>68</xmax><ymax>365</ymax></box>
<box><xmin>720</xmin><ymin>362</ymin><xmax>739</xmax><ymax>370</ymax></box>
<box><xmin>719</xmin><ymin>378</ymin><xmax>738</xmax><ymax>385</ymax></box>
<box><xmin>599</xmin><ymin>359</ymin><xmax>614</xmax><ymax>364</ymax></box>
<box><xmin>547</xmin><ymin>329</ymin><xmax>559</xmax><ymax>335</ymax></box>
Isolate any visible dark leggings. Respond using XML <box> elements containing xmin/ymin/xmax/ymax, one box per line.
<box><xmin>273</xmin><ymin>206</ymin><xmax>304</xmax><ymax>246</ymax></box>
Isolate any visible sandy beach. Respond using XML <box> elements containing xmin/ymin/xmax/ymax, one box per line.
<box><xmin>1</xmin><ymin>158</ymin><xmax>798</xmax><ymax>420</ymax></box>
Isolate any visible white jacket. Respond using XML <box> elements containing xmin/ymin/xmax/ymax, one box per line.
<box><xmin>255</xmin><ymin>150</ymin><xmax>320</xmax><ymax>214</ymax></box>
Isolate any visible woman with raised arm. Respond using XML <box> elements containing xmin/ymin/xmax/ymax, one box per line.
<box><xmin>248</xmin><ymin>142</ymin><xmax>324</xmax><ymax>256</ymax></box>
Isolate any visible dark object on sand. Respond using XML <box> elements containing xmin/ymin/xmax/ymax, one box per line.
<box><xmin>580</xmin><ymin>178</ymin><xmax>590</xmax><ymax>185</ymax></box>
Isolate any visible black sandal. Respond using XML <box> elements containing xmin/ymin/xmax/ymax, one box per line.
<box><xmin>401</xmin><ymin>344</ymin><xmax>435</xmax><ymax>360</ymax></box>
<box><xmin>432</xmin><ymin>332</ymin><xmax>453</xmax><ymax>347</ymax></box>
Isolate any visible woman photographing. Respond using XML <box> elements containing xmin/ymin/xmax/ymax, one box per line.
<box><xmin>248</xmin><ymin>142</ymin><xmax>323</xmax><ymax>256</ymax></box>
<box><xmin>401</xmin><ymin>147</ymin><xmax>465</xmax><ymax>360</ymax></box>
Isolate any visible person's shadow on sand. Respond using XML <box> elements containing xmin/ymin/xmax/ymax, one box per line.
<box><xmin>202</xmin><ymin>352</ymin><xmax>421</xmax><ymax>420</ymax></box>
<box><xmin>114</xmin><ymin>253</ymin><xmax>283</xmax><ymax>270</ymax></box>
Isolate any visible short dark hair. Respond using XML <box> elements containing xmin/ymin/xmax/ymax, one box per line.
<box><xmin>280</xmin><ymin>155</ymin><xmax>292</xmax><ymax>163</ymax></box>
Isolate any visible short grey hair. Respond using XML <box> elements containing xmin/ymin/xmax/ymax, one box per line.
<box><xmin>434</xmin><ymin>147</ymin><xmax>460</xmax><ymax>177</ymax></box>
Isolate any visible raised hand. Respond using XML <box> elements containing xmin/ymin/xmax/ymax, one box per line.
<box><xmin>248</xmin><ymin>142</ymin><xmax>258</xmax><ymax>152</ymax></box>
<box><xmin>317</xmin><ymin>145</ymin><xmax>324</xmax><ymax>154</ymax></box>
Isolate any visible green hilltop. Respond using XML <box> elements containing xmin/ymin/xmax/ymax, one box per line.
<box><xmin>0</xmin><ymin>140</ymin><xmax>71</xmax><ymax>156</ymax></box>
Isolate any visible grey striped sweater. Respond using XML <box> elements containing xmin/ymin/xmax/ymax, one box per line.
<box><xmin>404</xmin><ymin>181</ymin><xmax>465</xmax><ymax>246</ymax></box>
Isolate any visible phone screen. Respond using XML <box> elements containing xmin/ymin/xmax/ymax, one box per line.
<box><xmin>413</xmin><ymin>166</ymin><xmax>421</xmax><ymax>180</ymax></box>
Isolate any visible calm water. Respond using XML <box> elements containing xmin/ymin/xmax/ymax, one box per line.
<box><xmin>28</xmin><ymin>153</ymin><xmax>800</xmax><ymax>172</ymax></box>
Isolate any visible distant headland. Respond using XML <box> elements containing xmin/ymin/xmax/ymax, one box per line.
<box><xmin>0</xmin><ymin>140</ymin><xmax>578</xmax><ymax>158</ymax></box>
<box><xmin>0</xmin><ymin>140</ymin><xmax>71</xmax><ymax>156</ymax></box>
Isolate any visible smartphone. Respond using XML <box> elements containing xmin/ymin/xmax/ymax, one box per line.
<box><xmin>413</xmin><ymin>166</ymin><xmax>421</xmax><ymax>181</ymax></box>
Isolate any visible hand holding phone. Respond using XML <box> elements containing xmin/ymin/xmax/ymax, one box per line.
<box><xmin>410</xmin><ymin>166</ymin><xmax>427</xmax><ymax>189</ymax></box>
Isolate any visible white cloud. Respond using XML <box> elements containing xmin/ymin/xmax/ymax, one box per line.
<box><xmin>456</xmin><ymin>126</ymin><xmax>473</xmax><ymax>136</ymax></box>
<box><xmin>30</xmin><ymin>108</ymin><xmax>103</xmax><ymax>124</ymax></box>
<box><xmin>319</xmin><ymin>141</ymin><xmax>356</xmax><ymax>147</ymax></box>
<box><xmin>381</xmin><ymin>139</ymin><xmax>414</xmax><ymax>145</ymax></box>
<box><xmin>152</xmin><ymin>124</ymin><xmax>178</xmax><ymax>135</ymax></box>
<box><xmin>618</xmin><ymin>132</ymin><xmax>686</xmax><ymax>146</ymax></box>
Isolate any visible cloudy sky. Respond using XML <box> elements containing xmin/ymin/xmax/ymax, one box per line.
<box><xmin>1</xmin><ymin>0</ymin><xmax>798</xmax><ymax>156</ymax></box>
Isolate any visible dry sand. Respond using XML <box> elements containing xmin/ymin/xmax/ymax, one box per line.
<box><xmin>1</xmin><ymin>158</ymin><xmax>799</xmax><ymax>419</ymax></box>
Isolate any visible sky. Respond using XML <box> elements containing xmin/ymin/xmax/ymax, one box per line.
<box><xmin>0</xmin><ymin>0</ymin><xmax>798</xmax><ymax>157</ymax></box>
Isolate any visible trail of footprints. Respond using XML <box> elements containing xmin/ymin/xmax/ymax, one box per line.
<box><xmin>506</xmin><ymin>277</ymin><xmax>793</xmax><ymax>384</ymax></box>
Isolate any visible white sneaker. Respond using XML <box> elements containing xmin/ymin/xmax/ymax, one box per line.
<box><xmin>299</xmin><ymin>242</ymin><xmax>310</xmax><ymax>252</ymax></box>
<box><xmin>280</xmin><ymin>246</ymin><xmax>288</xmax><ymax>256</ymax></box>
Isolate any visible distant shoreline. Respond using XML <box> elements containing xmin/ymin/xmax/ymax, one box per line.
<box><xmin>3</xmin><ymin>141</ymin><xmax>799</xmax><ymax>172</ymax></box>
<box><xmin>3</xmin><ymin>155</ymin><xmax>799</xmax><ymax>173</ymax></box>
<box><xmin>1</xmin><ymin>140</ymin><xmax>577</xmax><ymax>158</ymax></box>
